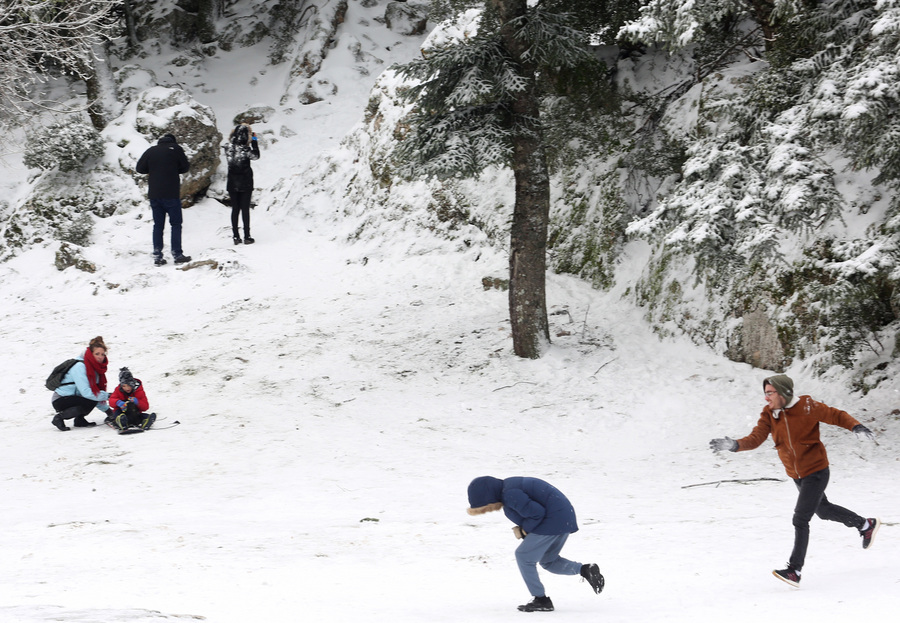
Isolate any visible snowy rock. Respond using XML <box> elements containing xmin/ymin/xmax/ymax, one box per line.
<box><xmin>54</xmin><ymin>242</ymin><xmax>96</xmax><ymax>273</ymax></box>
<box><xmin>384</xmin><ymin>1</ymin><xmax>429</xmax><ymax>36</ymax></box>
<box><xmin>115</xmin><ymin>65</ymin><xmax>158</xmax><ymax>106</ymax></box>
<box><xmin>233</xmin><ymin>106</ymin><xmax>276</xmax><ymax>126</ymax></box>
<box><xmin>732</xmin><ymin>308</ymin><xmax>787</xmax><ymax>372</ymax></box>
<box><xmin>134</xmin><ymin>87</ymin><xmax>222</xmax><ymax>205</ymax></box>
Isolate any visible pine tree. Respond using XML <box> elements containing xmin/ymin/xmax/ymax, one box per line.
<box><xmin>395</xmin><ymin>1</ymin><xmax>595</xmax><ymax>358</ymax></box>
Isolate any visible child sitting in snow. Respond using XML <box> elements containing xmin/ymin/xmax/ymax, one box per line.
<box><xmin>106</xmin><ymin>367</ymin><xmax>156</xmax><ymax>431</ymax></box>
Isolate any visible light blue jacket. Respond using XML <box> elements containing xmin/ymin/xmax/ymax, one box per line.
<box><xmin>53</xmin><ymin>356</ymin><xmax>109</xmax><ymax>411</ymax></box>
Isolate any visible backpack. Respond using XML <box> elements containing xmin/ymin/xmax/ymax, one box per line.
<box><xmin>46</xmin><ymin>359</ymin><xmax>80</xmax><ymax>391</ymax></box>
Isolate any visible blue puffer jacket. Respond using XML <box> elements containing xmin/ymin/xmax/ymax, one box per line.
<box><xmin>53</xmin><ymin>356</ymin><xmax>109</xmax><ymax>409</ymax></box>
<box><xmin>467</xmin><ymin>476</ymin><xmax>578</xmax><ymax>535</ymax></box>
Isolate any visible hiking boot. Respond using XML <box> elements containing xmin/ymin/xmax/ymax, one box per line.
<box><xmin>174</xmin><ymin>254</ymin><xmax>192</xmax><ymax>264</ymax></box>
<box><xmin>581</xmin><ymin>563</ymin><xmax>604</xmax><ymax>594</ymax></box>
<box><xmin>73</xmin><ymin>415</ymin><xmax>96</xmax><ymax>428</ymax></box>
<box><xmin>772</xmin><ymin>566</ymin><xmax>801</xmax><ymax>588</ymax></box>
<box><xmin>154</xmin><ymin>256</ymin><xmax>167</xmax><ymax>266</ymax></box>
<box><xmin>140</xmin><ymin>412</ymin><xmax>157</xmax><ymax>430</ymax></box>
<box><xmin>233</xmin><ymin>236</ymin><xmax>242</xmax><ymax>245</ymax></box>
<box><xmin>517</xmin><ymin>596</ymin><xmax>554</xmax><ymax>612</ymax></box>
<box><xmin>861</xmin><ymin>518</ymin><xmax>880</xmax><ymax>549</ymax></box>
<box><xmin>243</xmin><ymin>236</ymin><xmax>255</xmax><ymax>244</ymax></box>
<box><xmin>52</xmin><ymin>414</ymin><xmax>70</xmax><ymax>431</ymax></box>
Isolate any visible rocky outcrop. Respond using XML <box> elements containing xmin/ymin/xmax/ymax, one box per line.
<box><xmin>133</xmin><ymin>87</ymin><xmax>222</xmax><ymax>205</ymax></box>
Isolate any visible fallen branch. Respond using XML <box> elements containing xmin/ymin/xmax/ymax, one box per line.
<box><xmin>682</xmin><ymin>477</ymin><xmax>784</xmax><ymax>489</ymax></box>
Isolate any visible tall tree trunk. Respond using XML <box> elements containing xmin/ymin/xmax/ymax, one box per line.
<box><xmin>122</xmin><ymin>0</ymin><xmax>139</xmax><ymax>50</ymax></box>
<box><xmin>491</xmin><ymin>0</ymin><xmax>551</xmax><ymax>358</ymax></box>
<box><xmin>84</xmin><ymin>42</ymin><xmax>120</xmax><ymax>130</ymax></box>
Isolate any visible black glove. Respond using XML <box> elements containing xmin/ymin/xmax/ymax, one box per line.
<box><xmin>853</xmin><ymin>424</ymin><xmax>874</xmax><ymax>441</ymax></box>
<box><xmin>709</xmin><ymin>437</ymin><xmax>738</xmax><ymax>453</ymax></box>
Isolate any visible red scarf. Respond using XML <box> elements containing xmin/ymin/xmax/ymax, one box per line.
<box><xmin>82</xmin><ymin>347</ymin><xmax>108</xmax><ymax>395</ymax></box>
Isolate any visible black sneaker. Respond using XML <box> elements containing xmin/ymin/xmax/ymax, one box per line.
<box><xmin>243</xmin><ymin>236</ymin><xmax>255</xmax><ymax>244</ymax></box>
<box><xmin>517</xmin><ymin>596</ymin><xmax>554</xmax><ymax>612</ymax></box>
<box><xmin>861</xmin><ymin>518</ymin><xmax>880</xmax><ymax>549</ymax></box>
<box><xmin>52</xmin><ymin>414</ymin><xmax>70</xmax><ymax>431</ymax></box>
<box><xmin>581</xmin><ymin>563</ymin><xmax>604</xmax><ymax>594</ymax></box>
<box><xmin>773</xmin><ymin>566</ymin><xmax>801</xmax><ymax>588</ymax></box>
<box><xmin>154</xmin><ymin>256</ymin><xmax>167</xmax><ymax>266</ymax></box>
<box><xmin>174</xmin><ymin>254</ymin><xmax>192</xmax><ymax>264</ymax></box>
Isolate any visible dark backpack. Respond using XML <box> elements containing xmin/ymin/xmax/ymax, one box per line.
<box><xmin>46</xmin><ymin>359</ymin><xmax>79</xmax><ymax>391</ymax></box>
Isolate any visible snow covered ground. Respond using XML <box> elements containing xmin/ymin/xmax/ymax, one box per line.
<box><xmin>1</xmin><ymin>2</ymin><xmax>898</xmax><ymax>621</ymax></box>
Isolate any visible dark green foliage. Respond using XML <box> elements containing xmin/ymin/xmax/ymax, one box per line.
<box><xmin>23</xmin><ymin>121</ymin><xmax>105</xmax><ymax>173</ymax></box>
<box><xmin>393</xmin><ymin>7</ymin><xmax>596</xmax><ymax>180</ymax></box>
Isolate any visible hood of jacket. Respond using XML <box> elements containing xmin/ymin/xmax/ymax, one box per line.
<box><xmin>467</xmin><ymin>476</ymin><xmax>504</xmax><ymax>508</ymax></box>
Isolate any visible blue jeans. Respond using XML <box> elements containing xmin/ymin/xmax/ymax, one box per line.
<box><xmin>150</xmin><ymin>198</ymin><xmax>184</xmax><ymax>257</ymax></box>
<box><xmin>515</xmin><ymin>533</ymin><xmax>582</xmax><ymax>597</ymax></box>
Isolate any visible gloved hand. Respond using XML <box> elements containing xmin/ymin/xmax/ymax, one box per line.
<box><xmin>512</xmin><ymin>526</ymin><xmax>527</xmax><ymax>539</ymax></box>
<box><xmin>709</xmin><ymin>437</ymin><xmax>738</xmax><ymax>453</ymax></box>
<box><xmin>117</xmin><ymin>400</ymin><xmax>126</xmax><ymax>409</ymax></box>
<box><xmin>853</xmin><ymin>424</ymin><xmax>874</xmax><ymax>441</ymax></box>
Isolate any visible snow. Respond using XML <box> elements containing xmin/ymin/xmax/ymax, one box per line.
<box><xmin>2</xmin><ymin>2</ymin><xmax>899</xmax><ymax>622</ymax></box>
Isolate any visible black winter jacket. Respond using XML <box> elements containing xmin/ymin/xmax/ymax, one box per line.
<box><xmin>135</xmin><ymin>135</ymin><xmax>190</xmax><ymax>199</ymax></box>
<box><xmin>224</xmin><ymin>140</ymin><xmax>260</xmax><ymax>193</ymax></box>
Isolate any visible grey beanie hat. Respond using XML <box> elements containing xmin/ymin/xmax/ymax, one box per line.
<box><xmin>764</xmin><ymin>374</ymin><xmax>794</xmax><ymax>400</ymax></box>
<box><xmin>119</xmin><ymin>367</ymin><xmax>135</xmax><ymax>386</ymax></box>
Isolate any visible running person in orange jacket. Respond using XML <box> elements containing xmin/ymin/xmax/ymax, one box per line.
<box><xmin>710</xmin><ymin>375</ymin><xmax>879</xmax><ymax>587</ymax></box>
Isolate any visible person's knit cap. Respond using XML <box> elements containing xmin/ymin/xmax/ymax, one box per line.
<box><xmin>764</xmin><ymin>374</ymin><xmax>794</xmax><ymax>400</ymax></box>
<box><xmin>119</xmin><ymin>367</ymin><xmax>135</xmax><ymax>386</ymax></box>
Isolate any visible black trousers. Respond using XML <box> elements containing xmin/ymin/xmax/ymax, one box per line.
<box><xmin>789</xmin><ymin>467</ymin><xmax>864</xmax><ymax>570</ymax></box>
<box><xmin>111</xmin><ymin>402</ymin><xmax>146</xmax><ymax>426</ymax></box>
<box><xmin>52</xmin><ymin>395</ymin><xmax>99</xmax><ymax>419</ymax></box>
<box><xmin>229</xmin><ymin>190</ymin><xmax>252</xmax><ymax>236</ymax></box>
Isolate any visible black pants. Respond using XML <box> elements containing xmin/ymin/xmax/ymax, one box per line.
<box><xmin>229</xmin><ymin>190</ymin><xmax>252</xmax><ymax>237</ymax></box>
<box><xmin>52</xmin><ymin>395</ymin><xmax>99</xmax><ymax>420</ymax></box>
<box><xmin>789</xmin><ymin>467</ymin><xmax>864</xmax><ymax>570</ymax></box>
<box><xmin>111</xmin><ymin>402</ymin><xmax>146</xmax><ymax>426</ymax></box>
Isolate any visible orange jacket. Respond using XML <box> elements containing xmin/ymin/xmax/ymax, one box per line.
<box><xmin>736</xmin><ymin>396</ymin><xmax>860</xmax><ymax>479</ymax></box>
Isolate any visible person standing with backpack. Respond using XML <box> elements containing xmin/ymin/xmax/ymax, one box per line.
<box><xmin>135</xmin><ymin>133</ymin><xmax>192</xmax><ymax>266</ymax></box>
<box><xmin>50</xmin><ymin>336</ymin><xmax>113</xmax><ymax>431</ymax></box>
<box><xmin>224</xmin><ymin>123</ymin><xmax>260</xmax><ymax>245</ymax></box>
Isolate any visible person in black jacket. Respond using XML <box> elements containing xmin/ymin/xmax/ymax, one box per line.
<box><xmin>135</xmin><ymin>133</ymin><xmax>192</xmax><ymax>266</ymax></box>
<box><xmin>224</xmin><ymin>124</ymin><xmax>260</xmax><ymax>244</ymax></box>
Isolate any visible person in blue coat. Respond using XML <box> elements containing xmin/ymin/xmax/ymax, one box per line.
<box><xmin>467</xmin><ymin>476</ymin><xmax>605</xmax><ymax>612</ymax></box>
<box><xmin>50</xmin><ymin>336</ymin><xmax>113</xmax><ymax>431</ymax></box>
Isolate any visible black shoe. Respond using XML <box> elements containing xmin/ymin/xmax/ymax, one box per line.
<box><xmin>772</xmin><ymin>566</ymin><xmax>801</xmax><ymax>588</ymax></box>
<box><xmin>233</xmin><ymin>236</ymin><xmax>242</xmax><ymax>245</ymax></box>
<box><xmin>517</xmin><ymin>596</ymin><xmax>553</xmax><ymax>612</ymax></box>
<box><xmin>114</xmin><ymin>413</ymin><xmax>130</xmax><ymax>431</ymax></box>
<box><xmin>73</xmin><ymin>416</ymin><xmax>96</xmax><ymax>428</ymax></box>
<box><xmin>154</xmin><ymin>256</ymin><xmax>167</xmax><ymax>266</ymax></box>
<box><xmin>861</xmin><ymin>518</ymin><xmax>880</xmax><ymax>549</ymax></box>
<box><xmin>140</xmin><ymin>412</ymin><xmax>157</xmax><ymax>430</ymax></box>
<box><xmin>581</xmin><ymin>563</ymin><xmax>604</xmax><ymax>594</ymax></box>
<box><xmin>174</xmin><ymin>254</ymin><xmax>192</xmax><ymax>264</ymax></box>
<box><xmin>52</xmin><ymin>414</ymin><xmax>70</xmax><ymax>431</ymax></box>
<box><xmin>243</xmin><ymin>236</ymin><xmax>255</xmax><ymax>244</ymax></box>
